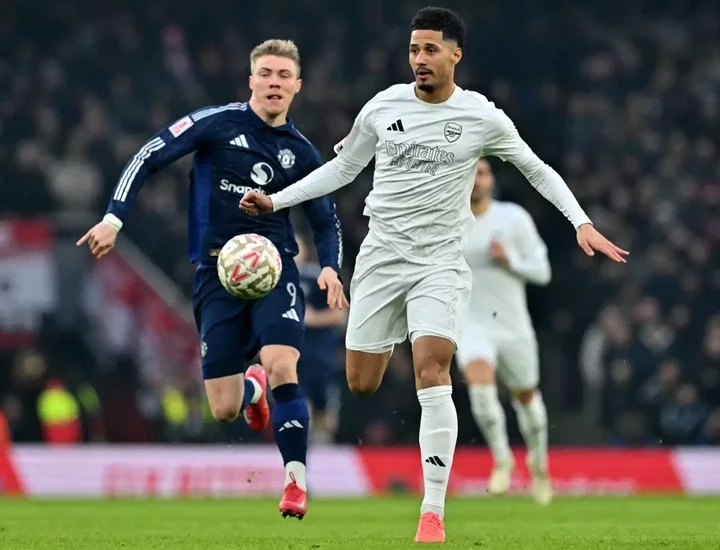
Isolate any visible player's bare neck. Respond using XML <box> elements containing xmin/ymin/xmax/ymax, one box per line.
<box><xmin>258</xmin><ymin>111</ymin><xmax>287</xmax><ymax>127</ymax></box>
<box><xmin>471</xmin><ymin>198</ymin><xmax>491</xmax><ymax>216</ymax></box>
<box><xmin>249</xmin><ymin>98</ymin><xmax>288</xmax><ymax>127</ymax></box>
<box><xmin>414</xmin><ymin>82</ymin><xmax>456</xmax><ymax>104</ymax></box>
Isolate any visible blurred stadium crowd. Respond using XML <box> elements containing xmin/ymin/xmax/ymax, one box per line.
<box><xmin>1</xmin><ymin>0</ymin><xmax>718</xmax><ymax>447</ymax></box>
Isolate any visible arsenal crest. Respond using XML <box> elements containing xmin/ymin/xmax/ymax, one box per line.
<box><xmin>444</xmin><ymin>122</ymin><xmax>462</xmax><ymax>143</ymax></box>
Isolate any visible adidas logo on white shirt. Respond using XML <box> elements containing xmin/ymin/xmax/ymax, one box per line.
<box><xmin>386</xmin><ymin>119</ymin><xmax>405</xmax><ymax>132</ymax></box>
<box><xmin>282</xmin><ymin>308</ymin><xmax>300</xmax><ymax>322</ymax></box>
<box><xmin>229</xmin><ymin>134</ymin><xmax>249</xmax><ymax>148</ymax></box>
<box><xmin>278</xmin><ymin>420</ymin><xmax>304</xmax><ymax>432</ymax></box>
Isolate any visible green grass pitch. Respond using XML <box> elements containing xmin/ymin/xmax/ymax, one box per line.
<box><xmin>1</xmin><ymin>496</ymin><xmax>719</xmax><ymax>549</ymax></box>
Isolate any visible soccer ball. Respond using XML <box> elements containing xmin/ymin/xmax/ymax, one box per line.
<box><xmin>217</xmin><ymin>234</ymin><xmax>282</xmax><ymax>299</ymax></box>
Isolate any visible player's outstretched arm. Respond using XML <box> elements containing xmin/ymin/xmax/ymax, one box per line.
<box><xmin>239</xmin><ymin>142</ymin><xmax>374</xmax><ymax>215</ymax></box>
<box><xmin>483</xmin><ymin>108</ymin><xmax>628</xmax><ymax>263</ymax></box>
<box><xmin>77</xmin><ymin>110</ymin><xmax>219</xmax><ymax>258</ymax></box>
<box><xmin>240</xmin><ymin>105</ymin><xmax>378</xmax><ymax>216</ymax></box>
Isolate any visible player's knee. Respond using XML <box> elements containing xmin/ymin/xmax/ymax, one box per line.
<box><xmin>464</xmin><ymin>360</ymin><xmax>496</xmax><ymax>386</ymax></box>
<box><xmin>416</xmin><ymin>363</ymin><xmax>449</xmax><ymax>389</ymax></box>
<box><xmin>345</xmin><ymin>350</ymin><xmax>388</xmax><ymax>396</ymax></box>
<box><xmin>513</xmin><ymin>387</ymin><xmax>537</xmax><ymax>405</ymax></box>
<box><xmin>414</xmin><ymin>353</ymin><xmax>452</xmax><ymax>389</ymax></box>
<box><xmin>210</xmin><ymin>402</ymin><xmax>240</xmax><ymax>423</ymax></box>
<box><xmin>415</xmin><ymin>350</ymin><xmax>452</xmax><ymax>388</ymax></box>
<box><xmin>265</xmin><ymin>361</ymin><xmax>298</xmax><ymax>386</ymax></box>
<box><xmin>260</xmin><ymin>345</ymin><xmax>299</xmax><ymax>387</ymax></box>
<box><xmin>347</xmin><ymin>379</ymin><xmax>380</xmax><ymax>396</ymax></box>
<box><xmin>346</xmin><ymin>370</ymin><xmax>382</xmax><ymax>396</ymax></box>
<box><xmin>412</xmin><ymin>336</ymin><xmax>454</xmax><ymax>389</ymax></box>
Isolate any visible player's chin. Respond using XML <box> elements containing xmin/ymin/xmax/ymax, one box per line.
<box><xmin>415</xmin><ymin>79</ymin><xmax>436</xmax><ymax>93</ymax></box>
<box><xmin>263</xmin><ymin>99</ymin><xmax>290</xmax><ymax>115</ymax></box>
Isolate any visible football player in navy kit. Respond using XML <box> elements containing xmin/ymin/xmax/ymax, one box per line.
<box><xmin>78</xmin><ymin>39</ymin><xmax>346</xmax><ymax>519</ymax></box>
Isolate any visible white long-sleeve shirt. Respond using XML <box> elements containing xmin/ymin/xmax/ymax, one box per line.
<box><xmin>464</xmin><ymin>201</ymin><xmax>550</xmax><ymax>337</ymax></box>
<box><xmin>270</xmin><ymin>83</ymin><xmax>591</xmax><ymax>265</ymax></box>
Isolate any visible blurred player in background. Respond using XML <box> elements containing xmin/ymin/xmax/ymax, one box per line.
<box><xmin>77</xmin><ymin>39</ymin><xmax>346</xmax><ymax>519</ymax></box>
<box><xmin>295</xmin><ymin>235</ymin><xmax>347</xmax><ymax>442</ymax></box>
<box><xmin>457</xmin><ymin>159</ymin><xmax>553</xmax><ymax>505</ymax></box>
<box><xmin>241</xmin><ymin>7</ymin><xmax>628</xmax><ymax>542</ymax></box>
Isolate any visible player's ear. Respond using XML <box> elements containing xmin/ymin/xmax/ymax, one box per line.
<box><xmin>295</xmin><ymin>78</ymin><xmax>302</xmax><ymax>94</ymax></box>
<box><xmin>453</xmin><ymin>48</ymin><xmax>462</xmax><ymax>65</ymax></box>
<box><xmin>248</xmin><ymin>75</ymin><xmax>255</xmax><ymax>91</ymax></box>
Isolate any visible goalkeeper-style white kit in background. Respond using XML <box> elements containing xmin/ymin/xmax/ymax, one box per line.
<box><xmin>456</xmin><ymin>163</ymin><xmax>555</xmax><ymax>505</ymax></box>
<box><xmin>457</xmin><ymin>200</ymin><xmax>551</xmax><ymax>389</ymax></box>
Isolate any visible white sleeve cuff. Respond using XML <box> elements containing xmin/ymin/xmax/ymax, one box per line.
<box><xmin>102</xmin><ymin>213</ymin><xmax>123</xmax><ymax>231</ymax></box>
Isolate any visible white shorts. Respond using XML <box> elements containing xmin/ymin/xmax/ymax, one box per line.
<box><xmin>456</xmin><ymin>323</ymin><xmax>539</xmax><ymax>390</ymax></box>
<box><xmin>345</xmin><ymin>240</ymin><xmax>471</xmax><ymax>354</ymax></box>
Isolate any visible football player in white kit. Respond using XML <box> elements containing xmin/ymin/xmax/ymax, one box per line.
<box><xmin>458</xmin><ymin>159</ymin><xmax>553</xmax><ymax>505</ymax></box>
<box><xmin>241</xmin><ymin>7</ymin><xmax>628</xmax><ymax>543</ymax></box>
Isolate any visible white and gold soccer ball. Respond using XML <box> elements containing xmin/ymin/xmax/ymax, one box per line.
<box><xmin>217</xmin><ymin>234</ymin><xmax>282</xmax><ymax>299</ymax></box>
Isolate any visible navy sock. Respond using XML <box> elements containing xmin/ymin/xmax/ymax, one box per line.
<box><xmin>241</xmin><ymin>378</ymin><xmax>255</xmax><ymax>412</ymax></box>
<box><xmin>271</xmin><ymin>383</ymin><xmax>309</xmax><ymax>465</ymax></box>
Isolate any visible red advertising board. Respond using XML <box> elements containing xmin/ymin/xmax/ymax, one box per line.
<box><xmin>2</xmin><ymin>445</ymin><xmax>709</xmax><ymax>498</ymax></box>
<box><xmin>357</xmin><ymin>447</ymin><xmax>683</xmax><ymax>495</ymax></box>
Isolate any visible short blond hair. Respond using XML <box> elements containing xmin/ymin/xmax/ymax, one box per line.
<box><xmin>250</xmin><ymin>39</ymin><xmax>301</xmax><ymax>77</ymax></box>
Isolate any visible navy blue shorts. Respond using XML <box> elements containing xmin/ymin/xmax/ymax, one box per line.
<box><xmin>192</xmin><ymin>258</ymin><xmax>305</xmax><ymax>380</ymax></box>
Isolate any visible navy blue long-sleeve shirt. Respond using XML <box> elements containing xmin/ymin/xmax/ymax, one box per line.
<box><xmin>106</xmin><ymin>101</ymin><xmax>342</xmax><ymax>271</ymax></box>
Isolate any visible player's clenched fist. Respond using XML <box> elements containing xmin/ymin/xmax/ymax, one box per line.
<box><xmin>240</xmin><ymin>192</ymin><xmax>274</xmax><ymax>216</ymax></box>
<box><xmin>317</xmin><ymin>267</ymin><xmax>349</xmax><ymax>310</ymax></box>
<box><xmin>488</xmin><ymin>239</ymin><xmax>510</xmax><ymax>268</ymax></box>
<box><xmin>76</xmin><ymin>222</ymin><xmax>119</xmax><ymax>259</ymax></box>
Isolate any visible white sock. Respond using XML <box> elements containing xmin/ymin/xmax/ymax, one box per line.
<box><xmin>417</xmin><ymin>385</ymin><xmax>457</xmax><ymax>519</ymax></box>
<box><xmin>468</xmin><ymin>385</ymin><xmax>511</xmax><ymax>464</ymax></box>
<box><xmin>247</xmin><ymin>377</ymin><xmax>262</xmax><ymax>404</ymax></box>
<box><xmin>512</xmin><ymin>392</ymin><xmax>548</xmax><ymax>471</ymax></box>
<box><xmin>285</xmin><ymin>460</ymin><xmax>307</xmax><ymax>491</ymax></box>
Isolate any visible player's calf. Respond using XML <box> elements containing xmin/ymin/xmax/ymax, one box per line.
<box><xmin>462</xmin><ymin>360</ymin><xmax>513</xmax><ymax>494</ymax></box>
<box><xmin>345</xmin><ymin>349</ymin><xmax>390</xmax><ymax>396</ymax></box>
<box><xmin>468</xmin><ymin>387</ymin><xmax>513</xmax><ymax>494</ymax></box>
<box><xmin>511</xmin><ymin>387</ymin><xmax>552</xmax><ymax>505</ymax></box>
<box><xmin>259</xmin><ymin>345</ymin><xmax>310</xmax><ymax>519</ymax></box>
<box><xmin>511</xmin><ymin>387</ymin><xmax>547</xmax><ymax>463</ymax></box>
<box><xmin>412</xmin><ymin>336</ymin><xmax>458</xmax><ymax>521</ymax></box>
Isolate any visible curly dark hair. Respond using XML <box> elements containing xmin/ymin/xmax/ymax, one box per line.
<box><xmin>410</xmin><ymin>7</ymin><xmax>466</xmax><ymax>48</ymax></box>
